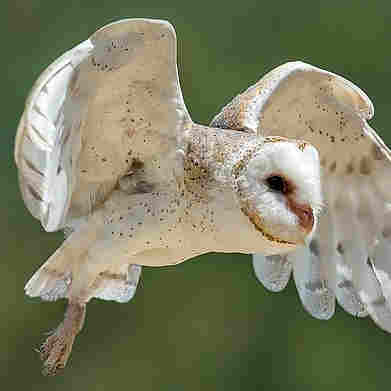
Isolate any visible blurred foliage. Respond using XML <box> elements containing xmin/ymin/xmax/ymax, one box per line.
<box><xmin>2</xmin><ymin>0</ymin><xmax>391</xmax><ymax>389</ymax></box>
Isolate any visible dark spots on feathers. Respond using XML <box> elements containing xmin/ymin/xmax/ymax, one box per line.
<box><xmin>309</xmin><ymin>239</ymin><xmax>320</xmax><ymax>256</ymax></box>
<box><xmin>134</xmin><ymin>181</ymin><xmax>154</xmax><ymax>193</ymax></box>
<box><xmin>359</xmin><ymin>156</ymin><xmax>372</xmax><ymax>175</ymax></box>
<box><xmin>345</xmin><ymin>161</ymin><xmax>354</xmax><ymax>174</ymax></box>
<box><xmin>91</xmin><ymin>56</ymin><xmax>114</xmax><ymax>72</ymax></box>
<box><xmin>337</xmin><ymin>242</ymin><xmax>344</xmax><ymax>255</ymax></box>
<box><xmin>131</xmin><ymin>158</ymin><xmax>144</xmax><ymax>170</ymax></box>
<box><xmin>337</xmin><ymin>279</ymin><xmax>354</xmax><ymax>289</ymax></box>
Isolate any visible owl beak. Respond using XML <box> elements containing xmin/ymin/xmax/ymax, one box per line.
<box><xmin>296</xmin><ymin>204</ymin><xmax>314</xmax><ymax>235</ymax></box>
<box><xmin>287</xmin><ymin>199</ymin><xmax>314</xmax><ymax>235</ymax></box>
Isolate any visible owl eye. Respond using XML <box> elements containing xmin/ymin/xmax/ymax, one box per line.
<box><xmin>266</xmin><ymin>175</ymin><xmax>287</xmax><ymax>193</ymax></box>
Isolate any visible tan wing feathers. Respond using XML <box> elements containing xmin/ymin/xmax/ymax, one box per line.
<box><xmin>211</xmin><ymin>61</ymin><xmax>387</xmax><ymax>176</ymax></box>
<box><xmin>213</xmin><ymin>61</ymin><xmax>391</xmax><ymax>329</ymax></box>
<box><xmin>15</xmin><ymin>19</ymin><xmax>191</xmax><ymax>232</ymax></box>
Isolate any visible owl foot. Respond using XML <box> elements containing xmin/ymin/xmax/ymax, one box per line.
<box><xmin>39</xmin><ymin>301</ymin><xmax>86</xmax><ymax>376</ymax></box>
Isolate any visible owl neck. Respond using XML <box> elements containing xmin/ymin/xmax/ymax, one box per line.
<box><xmin>184</xmin><ymin>123</ymin><xmax>260</xmax><ymax>196</ymax></box>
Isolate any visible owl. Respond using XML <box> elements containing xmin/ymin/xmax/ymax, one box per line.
<box><xmin>15</xmin><ymin>19</ymin><xmax>391</xmax><ymax>375</ymax></box>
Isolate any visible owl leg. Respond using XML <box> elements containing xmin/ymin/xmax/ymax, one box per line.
<box><xmin>39</xmin><ymin>300</ymin><xmax>86</xmax><ymax>376</ymax></box>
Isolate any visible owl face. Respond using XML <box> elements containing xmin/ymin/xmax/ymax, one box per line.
<box><xmin>236</xmin><ymin>138</ymin><xmax>322</xmax><ymax>247</ymax></box>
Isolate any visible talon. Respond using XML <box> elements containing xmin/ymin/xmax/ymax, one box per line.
<box><xmin>39</xmin><ymin>302</ymin><xmax>86</xmax><ymax>376</ymax></box>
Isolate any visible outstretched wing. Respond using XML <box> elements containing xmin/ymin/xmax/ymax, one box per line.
<box><xmin>15</xmin><ymin>18</ymin><xmax>190</xmax><ymax>232</ymax></box>
<box><xmin>211</xmin><ymin>61</ymin><xmax>391</xmax><ymax>331</ymax></box>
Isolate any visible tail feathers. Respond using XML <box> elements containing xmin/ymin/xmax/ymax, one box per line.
<box><xmin>94</xmin><ymin>264</ymin><xmax>142</xmax><ymax>303</ymax></box>
<box><xmin>24</xmin><ymin>221</ymin><xmax>95</xmax><ymax>302</ymax></box>
<box><xmin>25</xmin><ymin>216</ymin><xmax>141</xmax><ymax>303</ymax></box>
<box><xmin>25</xmin><ymin>257</ymin><xmax>142</xmax><ymax>303</ymax></box>
<box><xmin>25</xmin><ymin>265</ymin><xmax>72</xmax><ymax>302</ymax></box>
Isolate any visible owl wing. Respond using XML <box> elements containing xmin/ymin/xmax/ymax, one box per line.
<box><xmin>15</xmin><ymin>18</ymin><xmax>190</xmax><ymax>232</ymax></box>
<box><xmin>211</xmin><ymin>61</ymin><xmax>391</xmax><ymax>331</ymax></box>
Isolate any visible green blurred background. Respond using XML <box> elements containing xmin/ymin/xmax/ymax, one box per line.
<box><xmin>3</xmin><ymin>0</ymin><xmax>391</xmax><ymax>389</ymax></box>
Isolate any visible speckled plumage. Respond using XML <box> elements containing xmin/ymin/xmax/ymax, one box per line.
<box><xmin>15</xmin><ymin>18</ymin><xmax>391</xmax><ymax>375</ymax></box>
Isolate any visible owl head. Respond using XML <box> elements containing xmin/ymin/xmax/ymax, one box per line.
<box><xmin>233</xmin><ymin>137</ymin><xmax>323</xmax><ymax>249</ymax></box>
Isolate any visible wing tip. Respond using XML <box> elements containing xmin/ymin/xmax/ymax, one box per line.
<box><xmin>91</xmin><ymin>18</ymin><xmax>176</xmax><ymax>43</ymax></box>
<box><xmin>252</xmin><ymin>254</ymin><xmax>292</xmax><ymax>292</ymax></box>
<box><xmin>270</xmin><ymin>60</ymin><xmax>374</xmax><ymax>120</ymax></box>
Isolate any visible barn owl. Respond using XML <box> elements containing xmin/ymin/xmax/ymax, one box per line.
<box><xmin>15</xmin><ymin>18</ymin><xmax>391</xmax><ymax>375</ymax></box>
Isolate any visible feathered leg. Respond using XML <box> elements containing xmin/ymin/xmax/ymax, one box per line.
<box><xmin>27</xmin><ymin>190</ymin><xmax>184</xmax><ymax>375</ymax></box>
<box><xmin>39</xmin><ymin>301</ymin><xmax>86</xmax><ymax>376</ymax></box>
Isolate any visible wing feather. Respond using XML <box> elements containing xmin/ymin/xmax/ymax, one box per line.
<box><xmin>15</xmin><ymin>19</ymin><xmax>190</xmax><ymax>232</ymax></box>
<box><xmin>290</xmin><ymin>237</ymin><xmax>336</xmax><ymax>320</ymax></box>
<box><xmin>212</xmin><ymin>61</ymin><xmax>391</xmax><ymax>329</ymax></box>
<box><xmin>15</xmin><ymin>40</ymin><xmax>93</xmax><ymax>230</ymax></box>
<box><xmin>252</xmin><ymin>254</ymin><xmax>292</xmax><ymax>292</ymax></box>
